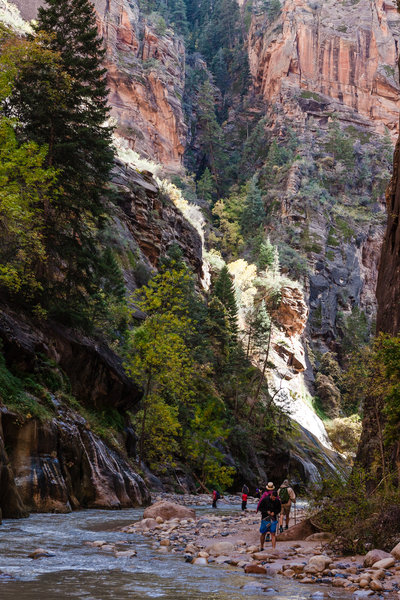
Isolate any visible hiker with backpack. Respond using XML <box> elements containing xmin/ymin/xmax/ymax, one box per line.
<box><xmin>278</xmin><ymin>479</ymin><xmax>296</xmax><ymax>532</ymax></box>
<box><xmin>212</xmin><ymin>489</ymin><xmax>220</xmax><ymax>508</ymax></box>
<box><xmin>257</xmin><ymin>487</ymin><xmax>281</xmax><ymax>550</ymax></box>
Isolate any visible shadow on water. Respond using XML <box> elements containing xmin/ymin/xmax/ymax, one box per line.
<box><xmin>0</xmin><ymin>507</ymin><xmax>352</xmax><ymax>599</ymax></box>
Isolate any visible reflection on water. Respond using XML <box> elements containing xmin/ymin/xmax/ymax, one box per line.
<box><xmin>0</xmin><ymin>506</ymin><xmax>351</xmax><ymax>599</ymax></box>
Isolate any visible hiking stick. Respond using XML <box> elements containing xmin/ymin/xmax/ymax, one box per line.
<box><xmin>294</xmin><ymin>502</ymin><xmax>297</xmax><ymax>525</ymax></box>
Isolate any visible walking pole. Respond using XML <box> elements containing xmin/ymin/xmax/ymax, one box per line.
<box><xmin>294</xmin><ymin>502</ymin><xmax>297</xmax><ymax>526</ymax></box>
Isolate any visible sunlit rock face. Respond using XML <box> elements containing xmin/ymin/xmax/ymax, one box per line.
<box><xmin>248</xmin><ymin>0</ymin><xmax>400</xmax><ymax>138</ymax></box>
<box><xmin>12</xmin><ymin>0</ymin><xmax>187</xmax><ymax>171</ymax></box>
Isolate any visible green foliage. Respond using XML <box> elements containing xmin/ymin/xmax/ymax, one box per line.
<box><xmin>338</xmin><ymin>306</ymin><xmax>370</xmax><ymax>364</ymax></box>
<box><xmin>124</xmin><ymin>266</ymin><xmax>196</xmax><ymax>467</ymax></box>
<box><xmin>311</xmin><ymin>468</ymin><xmax>400</xmax><ymax>553</ymax></box>
<box><xmin>196</xmin><ymin>167</ymin><xmax>215</xmax><ymax>203</ymax></box>
<box><xmin>184</xmin><ymin>398</ymin><xmax>235</xmax><ymax>488</ymax></box>
<box><xmin>0</xmin><ymin>347</ymin><xmax>54</xmax><ymax>420</ymax></box>
<box><xmin>257</xmin><ymin>237</ymin><xmax>275</xmax><ymax>271</ymax></box>
<box><xmin>241</xmin><ymin>176</ymin><xmax>265</xmax><ymax>236</ymax></box>
<box><xmin>0</xmin><ymin>0</ymin><xmax>116</xmax><ymax>327</ymax></box>
<box><xmin>0</xmin><ymin>117</ymin><xmax>56</xmax><ymax>301</ymax></box>
<box><xmin>325</xmin><ymin>120</ymin><xmax>355</xmax><ymax>168</ymax></box>
<box><xmin>212</xmin><ymin>265</ymin><xmax>239</xmax><ymax>344</ymax></box>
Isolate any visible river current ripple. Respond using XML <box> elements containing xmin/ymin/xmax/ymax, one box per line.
<box><xmin>0</xmin><ymin>506</ymin><xmax>353</xmax><ymax>599</ymax></box>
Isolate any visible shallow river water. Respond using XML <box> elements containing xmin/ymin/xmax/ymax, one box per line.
<box><xmin>0</xmin><ymin>504</ymin><xmax>353</xmax><ymax>600</ymax></box>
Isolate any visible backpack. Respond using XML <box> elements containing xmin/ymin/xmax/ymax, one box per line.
<box><xmin>279</xmin><ymin>486</ymin><xmax>290</xmax><ymax>504</ymax></box>
<box><xmin>216</xmin><ymin>490</ymin><xmax>221</xmax><ymax>500</ymax></box>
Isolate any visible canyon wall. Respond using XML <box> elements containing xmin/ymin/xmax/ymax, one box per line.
<box><xmin>249</xmin><ymin>0</ymin><xmax>400</xmax><ymax>137</ymax></box>
<box><xmin>376</xmin><ymin>136</ymin><xmax>400</xmax><ymax>335</ymax></box>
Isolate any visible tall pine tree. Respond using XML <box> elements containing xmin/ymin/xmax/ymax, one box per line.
<box><xmin>212</xmin><ymin>265</ymin><xmax>238</xmax><ymax>343</ymax></box>
<box><xmin>16</xmin><ymin>0</ymin><xmax>115</xmax><ymax>323</ymax></box>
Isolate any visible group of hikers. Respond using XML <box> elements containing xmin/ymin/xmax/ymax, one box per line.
<box><xmin>212</xmin><ymin>479</ymin><xmax>296</xmax><ymax>550</ymax></box>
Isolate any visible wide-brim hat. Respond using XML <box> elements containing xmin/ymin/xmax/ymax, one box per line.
<box><xmin>283</xmin><ymin>479</ymin><xmax>290</xmax><ymax>486</ymax></box>
<box><xmin>266</xmin><ymin>482</ymin><xmax>274</xmax><ymax>490</ymax></box>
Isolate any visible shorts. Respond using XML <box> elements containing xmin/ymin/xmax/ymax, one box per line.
<box><xmin>282</xmin><ymin>503</ymin><xmax>291</xmax><ymax>516</ymax></box>
<box><xmin>260</xmin><ymin>518</ymin><xmax>278</xmax><ymax>534</ymax></box>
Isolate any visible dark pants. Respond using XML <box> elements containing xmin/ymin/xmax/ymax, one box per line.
<box><xmin>241</xmin><ymin>501</ymin><xmax>247</xmax><ymax>510</ymax></box>
<box><xmin>212</xmin><ymin>499</ymin><xmax>217</xmax><ymax>508</ymax></box>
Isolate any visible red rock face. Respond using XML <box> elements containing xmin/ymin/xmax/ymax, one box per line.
<box><xmin>11</xmin><ymin>0</ymin><xmax>187</xmax><ymax>171</ymax></box>
<box><xmin>248</xmin><ymin>0</ymin><xmax>400</xmax><ymax>137</ymax></box>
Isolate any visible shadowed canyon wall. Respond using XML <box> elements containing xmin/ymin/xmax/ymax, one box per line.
<box><xmin>377</xmin><ymin>137</ymin><xmax>400</xmax><ymax>335</ymax></box>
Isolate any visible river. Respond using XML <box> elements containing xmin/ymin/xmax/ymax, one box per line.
<box><xmin>0</xmin><ymin>505</ymin><xmax>354</xmax><ymax>599</ymax></box>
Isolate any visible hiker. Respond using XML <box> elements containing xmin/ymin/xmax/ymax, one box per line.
<box><xmin>278</xmin><ymin>478</ymin><xmax>296</xmax><ymax>532</ymax></box>
<box><xmin>241</xmin><ymin>490</ymin><xmax>248</xmax><ymax>510</ymax></box>
<box><xmin>256</xmin><ymin>481</ymin><xmax>275</xmax><ymax>511</ymax></box>
<box><xmin>256</xmin><ymin>482</ymin><xmax>276</xmax><ymax>542</ymax></box>
<box><xmin>257</xmin><ymin>488</ymin><xmax>281</xmax><ymax>550</ymax></box>
<box><xmin>212</xmin><ymin>489</ymin><xmax>220</xmax><ymax>508</ymax></box>
<box><xmin>255</xmin><ymin>487</ymin><xmax>261</xmax><ymax>499</ymax></box>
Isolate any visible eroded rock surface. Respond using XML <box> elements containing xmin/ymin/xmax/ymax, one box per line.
<box><xmin>248</xmin><ymin>0</ymin><xmax>400</xmax><ymax>138</ymax></box>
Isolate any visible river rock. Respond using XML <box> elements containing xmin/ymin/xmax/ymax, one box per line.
<box><xmin>253</xmin><ymin>551</ymin><xmax>278</xmax><ymax>560</ymax></box>
<box><xmin>369</xmin><ymin>579</ymin><xmax>383</xmax><ymax>591</ymax></box>
<box><xmin>143</xmin><ymin>501</ymin><xmax>195</xmax><ymax>521</ymax></box>
<box><xmin>392</xmin><ymin>542</ymin><xmax>400</xmax><ymax>559</ymax></box>
<box><xmin>305</xmin><ymin>532</ymin><xmax>334</xmax><ymax>542</ymax></box>
<box><xmin>276</xmin><ymin>518</ymin><xmax>320</xmax><ymax>541</ymax></box>
<box><xmin>372</xmin><ymin>557</ymin><xmax>395</xmax><ymax>569</ymax></box>
<box><xmin>364</xmin><ymin>549</ymin><xmax>392</xmax><ymax>567</ymax></box>
<box><xmin>114</xmin><ymin>550</ymin><xmax>136</xmax><ymax>558</ymax></box>
<box><xmin>244</xmin><ymin>563</ymin><xmax>268</xmax><ymax>574</ymax></box>
<box><xmin>283</xmin><ymin>569</ymin><xmax>295</xmax><ymax>577</ymax></box>
<box><xmin>308</xmin><ymin>555</ymin><xmax>331</xmax><ymax>572</ymax></box>
<box><xmin>206</xmin><ymin>541</ymin><xmax>235</xmax><ymax>556</ymax></box>
<box><xmin>92</xmin><ymin>540</ymin><xmax>107</xmax><ymax>547</ymax></box>
<box><xmin>160</xmin><ymin>539</ymin><xmax>170</xmax><ymax>547</ymax></box>
<box><xmin>192</xmin><ymin>557</ymin><xmax>208</xmax><ymax>565</ymax></box>
<box><xmin>137</xmin><ymin>518</ymin><xmax>158</xmax><ymax>530</ymax></box>
<box><xmin>28</xmin><ymin>548</ymin><xmax>55</xmax><ymax>559</ymax></box>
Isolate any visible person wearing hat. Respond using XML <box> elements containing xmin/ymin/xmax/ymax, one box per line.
<box><xmin>278</xmin><ymin>479</ymin><xmax>296</xmax><ymax>532</ymax></box>
<box><xmin>257</xmin><ymin>487</ymin><xmax>281</xmax><ymax>550</ymax></box>
<box><xmin>256</xmin><ymin>482</ymin><xmax>274</xmax><ymax>510</ymax></box>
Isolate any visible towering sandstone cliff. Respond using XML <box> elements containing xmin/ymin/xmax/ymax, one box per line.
<box><xmin>249</xmin><ymin>0</ymin><xmax>400</xmax><ymax>137</ymax></box>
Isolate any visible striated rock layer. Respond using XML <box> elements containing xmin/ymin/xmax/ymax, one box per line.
<box><xmin>248</xmin><ymin>0</ymin><xmax>400</xmax><ymax>137</ymax></box>
<box><xmin>11</xmin><ymin>0</ymin><xmax>187</xmax><ymax>171</ymax></box>
<box><xmin>0</xmin><ymin>408</ymin><xmax>150</xmax><ymax>516</ymax></box>
<box><xmin>0</xmin><ymin>307</ymin><xmax>150</xmax><ymax>516</ymax></box>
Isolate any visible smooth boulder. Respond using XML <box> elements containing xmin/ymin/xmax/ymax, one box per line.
<box><xmin>391</xmin><ymin>541</ymin><xmax>400</xmax><ymax>560</ymax></box>
<box><xmin>307</xmin><ymin>555</ymin><xmax>331</xmax><ymax>572</ymax></box>
<box><xmin>205</xmin><ymin>541</ymin><xmax>235</xmax><ymax>556</ymax></box>
<box><xmin>143</xmin><ymin>501</ymin><xmax>195</xmax><ymax>521</ymax></box>
<box><xmin>363</xmin><ymin>549</ymin><xmax>392</xmax><ymax>567</ymax></box>
<box><xmin>372</xmin><ymin>556</ymin><xmax>395</xmax><ymax>569</ymax></box>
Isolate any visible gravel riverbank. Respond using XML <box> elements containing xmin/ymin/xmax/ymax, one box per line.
<box><xmin>106</xmin><ymin>494</ymin><xmax>400</xmax><ymax>598</ymax></box>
